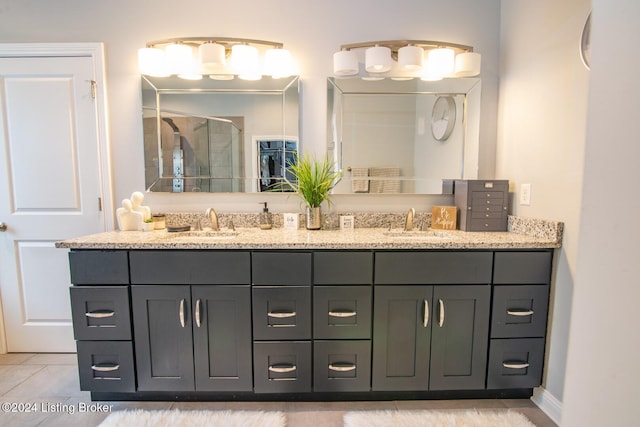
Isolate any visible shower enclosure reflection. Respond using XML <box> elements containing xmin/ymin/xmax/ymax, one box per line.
<box><xmin>144</xmin><ymin>112</ymin><xmax>244</xmax><ymax>192</ymax></box>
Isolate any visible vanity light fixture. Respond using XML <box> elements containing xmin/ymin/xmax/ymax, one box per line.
<box><xmin>138</xmin><ymin>37</ymin><xmax>296</xmax><ymax>80</ymax></box>
<box><xmin>333</xmin><ymin>40</ymin><xmax>480</xmax><ymax>80</ymax></box>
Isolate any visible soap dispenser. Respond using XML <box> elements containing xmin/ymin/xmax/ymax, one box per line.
<box><xmin>259</xmin><ymin>202</ymin><xmax>273</xmax><ymax>230</ymax></box>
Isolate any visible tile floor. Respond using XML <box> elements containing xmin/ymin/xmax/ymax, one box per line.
<box><xmin>0</xmin><ymin>353</ymin><xmax>557</xmax><ymax>427</ymax></box>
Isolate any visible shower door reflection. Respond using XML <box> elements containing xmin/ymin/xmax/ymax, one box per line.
<box><xmin>256</xmin><ymin>138</ymin><xmax>298</xmax><ymax>192</ymax></box>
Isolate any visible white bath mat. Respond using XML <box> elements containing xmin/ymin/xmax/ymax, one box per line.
<box><xmin>343</xmin><ymin>409</ymin><xmax>535</xmax><ymax>427</ymax></box>
<box><xmin>98</xmin><ymin>409</ymin><xmax>285</xmax><ymax>427</ymax></box>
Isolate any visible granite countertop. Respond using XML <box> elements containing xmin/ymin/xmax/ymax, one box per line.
<box><xmin>56</xmin><ymin>217</ymin><xmax>563</xmax><ymax>250</ymax></box>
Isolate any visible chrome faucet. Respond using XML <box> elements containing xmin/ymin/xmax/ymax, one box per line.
<box><xmin>404</xmin><ymin>208</ymin><xmax>416</xmax><ymax>231</ymax></box>
<box><xmin>205</xmin><ymin>208</ymin><xmax>219</xmax><ymax>231</ymax></box>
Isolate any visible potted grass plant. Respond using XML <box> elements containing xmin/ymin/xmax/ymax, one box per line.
<box><xmin>286</xmin><ymin>154</ymin><xmax>341</xmax><ymax>229</ymax></box>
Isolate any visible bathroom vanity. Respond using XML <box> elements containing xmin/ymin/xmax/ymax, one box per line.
<box><xmin>58</xmin><ymin>221</ymin><xmax>561</xmax><ymax>401</ymax></box>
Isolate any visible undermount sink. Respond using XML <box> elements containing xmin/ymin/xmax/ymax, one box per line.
<box><xmin>383</xmin><ymin>229</ymin><xmax>459</xmax><ymax>239</ymax></box>
<box><xmin>162</xmin><ymin>230</ymin><xmax>239</xmax><ymax>239</ymax></box>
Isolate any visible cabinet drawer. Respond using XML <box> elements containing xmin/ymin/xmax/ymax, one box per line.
<box><xmin>471</xmin><ymin>210</ymin><xmax>506</xmax><ymax>220</ymax></box>
<box><xmin>487</xmin><ymin>338</ymin><xmax>545</xmax><ymax>389</ymax></box>
<box><xmin>467</xmin><ymin>180</ymin><xmax>508</xmax><ymax>192</ymax></box>
<box><xmin>313</xmin><ymin>286</ymin><xmax>371</xmax><ymax>339</ymax></box>
<box><xmin>252</xmin><ymin>252</ymin><xmax>311</xmax><ymax>286</ymax></box>
<box><xmin>70</xmin><ymin>286</ymin><xmax>131</xmax><ymax>340</ymax></box>
<box><xmin>314</xmin><ymin>252</ymin><xmax>373</xmax><ymax>285</ymax></box>
<box><xmin>69</xmin><ymin>251</ymin><xmax>129</xmax><ymax>285</ymax></box>
<box><xmin>253</xmin><ymin>341</ymin><xmax>311</xmax><ymax>393</ymax></box>
<box><xmin>313</xmin><ymin>340</ymin><xmax>371</xmax><ymax>392</ymax></box>
<box><xmin>491</xmin><ymin>285</ymin><xmax>549</xmax><ymax>338</ymax></box>
<box><xmin>470</xmin><ymin>203</ymin><xmax>505</xmax><ymax>213</ymax></box>
<box><xmin>493</xmin><ymin>251</ymin><xmax>552</xmax><ymax>284</ymax></box>
<box><xmin>375</xmin><ymin>251</ymin><xmax>492</xmax><ymax>284</ymax></box>
<box><xmin>130</xmin><ymin>251</ymin><xmax>250</xmax><ymax>284</ymax></box>
<box><xmin>76</xmin><ymin>341</ymin><xmax>135</xmax><ymax>392</ymax></box>
<box><xmin>468</xmin><ymin>218</ymin><xmax>507</xmax><ymax>231</ymax></box>
<box><xmin>252</xmin><ymin>287</ymin><xmax>311</xmax><ymax>340</ymax></box>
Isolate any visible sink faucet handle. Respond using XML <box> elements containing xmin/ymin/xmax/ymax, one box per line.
<box><xmin>228</xmin><ymin>220</ymin><xmax>235</xmax><ymax>231</ymax></box>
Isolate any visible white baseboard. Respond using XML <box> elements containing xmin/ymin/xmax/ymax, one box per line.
<box><xmin>531</xmin><ymin>387</ymin><xmax>562</xmax><ymax>425</ymax></box>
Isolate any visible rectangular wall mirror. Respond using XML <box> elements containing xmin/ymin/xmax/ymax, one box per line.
<box><xmin>327</xmin><ymin>77</ymin><xmax>480</xmax><ymax>194</ymax></box>
<box><xmin>142</xmin><ymin>75</ymin><xmax>299</xmax><ymax>192</ymax></box>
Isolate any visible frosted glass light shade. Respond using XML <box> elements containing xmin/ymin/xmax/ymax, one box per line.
<box><xmin>231</xmin><ymin>44</ymin><xmax>259</xmax><ymax>77</ymax></box>
<box><xmin>365</xmin><ymin>45</ymin><xmax>392</xmax><ymax>73</ymax></box>
<box><xmin>426</xmin><ymin>48</ymin><xmax>455</xmax><ymax>79</ymax></box>
<box><xmin>165</xmin><ymin>43</ymin><xmax>193</xmax><ymax>75</ymax></box>
<box><xmin>454</xmin><ymin>52</ymin><xmax>482</xmax><ymax>77</ymax></box>
<box><xmin>398</xmin><ymin>45</ymin><xmax>424</xmax><ymax>71</ymax></box>
<box><xmin>138</xmin><ymin>47</ymin><xmax>168</xmax><ymax>76</ymax></box>
<box><xmin>333</xmin><ymin>50</ymin><xmax>359</xmax><ymax>76</ymax></box>
<box><xmin>264</xmin><ymin>48</ymin><xmax>293</xmax><ymax>78</ymax></box>
<box><xmin>198</xmin><ymin>42</ymin><xmax>226</xmax><ymax>70</ymax></box>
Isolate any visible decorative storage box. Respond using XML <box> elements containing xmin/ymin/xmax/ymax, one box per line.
<box><xmin>454</xmin><ymin>180</ymin><xmax>509</xmax><ymax>231</ymax></box>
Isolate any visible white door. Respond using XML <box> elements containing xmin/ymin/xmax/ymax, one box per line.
<box><xmin>0</xmin><ymin>46</ymin><xmax>111</xmax><ymax>352</ymax></box>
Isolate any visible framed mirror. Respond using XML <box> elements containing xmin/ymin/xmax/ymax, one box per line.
<box><xmin>142</xmin><ymin>75</ymin><xmax>299</xmax><ymax>192</ymax></box>
<box><xmin>327</xmin><ymin>77</ymin><xmax>480</xmax><ymax>194</ymax></box>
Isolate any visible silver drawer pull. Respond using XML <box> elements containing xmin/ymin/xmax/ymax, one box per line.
<box><xmin>85</xmin><ymin>310</ymin><xmax>115</xmax><ymax>319</ymax></box>
<box><xmin>268</xmin><ymin>364</ymin><xmax>297</xmax><ymax>373</ymax></box>
<box><xmin>328</xmin><ymin>311</ymin><xmax>356</xmax><ymax>318</ymax></box>
<box><xmin>195</xmin><ymin>299</ymin><xmax>201</xmax><ymax>328</ymax></box>
<box><xmin>329</xmin><ymin>363</ymin><xmax>356</xmax><ymax>372</ymax></box>
<box><xmin>423</xmin><ymin>299</ymin><xmax>429</xmax><ymax>328</ymax></box>
<box><xmin>267</xmin><ymin>311</ymin><xmax>296</xmax><ymax>318</ymax></box>
<box><xmin>91</xmin><ymin>364</ymin><xmax>120</xmax><ymax>372</ymax></box>
<box><xmin>503</xmin><ymin>361</ymin><xmax>530</xmax><ymax>369</ymax></box>
<box><xmin>507</xmin><ymin>309</ymin><xmax>535</xmax><ymax>316</ymax></box>
<box><xmin>438</xmin><ymin>299</ymin><xmax>445</xmax><ymax>327</ymax></box>
<box><xmin>179</xmin><ymin>299</ymin><xmax>185</xmax><ymax>328</ymax></box>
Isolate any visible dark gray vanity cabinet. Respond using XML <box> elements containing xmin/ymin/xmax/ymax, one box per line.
<box><xmin>312</xmin><ymin>251</ymin><xmax>373</xmax><ymax>392</ymax></box>
<box><xmin>68</xmin><ymin>251</ymin><xmax>135</xmax><ymax>393</ymax></box>
<box><xmin>251</xmin><ymin>252</ymin><xmax>313</xmax><ymax>393</ymax></box>
<box><xmin>131</xmin><ymin>284</ymin><xmax>252</xmax><ymax>392</ymax></box>
<box><xmin>67</xmin><ymin>247</ymin><xmax>554</xmax><ymax>400</ymax></box>
<box><xmin>487</xmin><ymin>251</ymin><xmax>551</xmax><ymax>389</ymax></box>
<box><xmin>129</xmin><ymin>251</ymin><xmax>253</xmax><ymax>392</ymax></box>
<box><xmin>372</xmin><ymin>251</ymin><xmax>492</xmax><ymax>391</ymax></box>
<box><xmin>372</xmin><ymin>285</ymin><xmax>432</xmax><ymax>390</ymax></box>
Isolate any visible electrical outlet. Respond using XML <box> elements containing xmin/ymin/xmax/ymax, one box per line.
<box><xmin>520</xmin><ymin>183</ymin><xmax>531</xmax><ymax>206</ymax></box>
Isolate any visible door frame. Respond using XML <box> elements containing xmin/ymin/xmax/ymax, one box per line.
<box><xmin>0</xmin><ymin>43</ymin><xmax>114</xmax><ymax>353</ymax></box>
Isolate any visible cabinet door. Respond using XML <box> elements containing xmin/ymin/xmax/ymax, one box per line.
<box><xmin>192</xmin><ymin>286</ymin><xmax>252</xmax><ymax>391</ymax></box>
<box><xmin>372</xmin><ymin>286</ymin><xmax>432</xmax><ymax>391</ymax></box>
<box><xmin>429</xmin><ymin>285</ymin><xmax>490</xmax><ymax>390</ymax></box>
<box><xmin>131</xmin><ymin>285</ymin><xmax>195</xmax><ymax>391</ymax></box>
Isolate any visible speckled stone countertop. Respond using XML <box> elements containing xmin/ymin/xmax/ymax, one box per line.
<box><xmin>56</xmin><ymin>215</ymin><xmax>563</xmax><ymax>250</ymax></box>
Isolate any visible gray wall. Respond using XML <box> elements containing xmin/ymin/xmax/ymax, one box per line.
<box><xmin>497</xmin><ymin>0</ymin><xmax>590</xmax><ymax>417</ymax></box>
<box><xmin>0</xmin><ymin>0</ymin><xmax>500</xmax><ymax>212</ymax></box>
<box><xmin>562</xmin><ymin>0</ymin><xmax>640</xmax><ymax>425</ymax></box>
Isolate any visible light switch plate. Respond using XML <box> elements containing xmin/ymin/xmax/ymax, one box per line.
<box><xmin>520</xmin><ymin>183</ymin><xmax>531</xmax><ymax>206</ymax></box>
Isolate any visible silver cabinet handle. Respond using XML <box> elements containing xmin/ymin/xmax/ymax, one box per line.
<box><xmin>85</xmin><ymin>310</ymin><xmax>115</xmax><ymax>318</ymax></box>
<box><xmin>268</xmin><ymin>364</ymin><xmax>297</xmax><ymax>373</ymax></box>
<box><xmin>329</xmin><ymin>363</ymin><xmax>356</xmax><ymax>372</ymax></box>
<box><xmin>503</xmin><ymin>361</ymin><xmax>530</xmax><ymax>369</ymax></box>
<box><xmin>195</xmin><ymin>299</ymin><xmax>201</xmax><ymax>328</ymax></box>
<box><xmin>267</xmin><ymin>311</ymin><xmax>296</xmax><ymax>318</ymax></box>
<box><xmin>328</xmin><ymin>311</ymin><xmax>356</xmax><ymax>318</ymax></box>
<box><xmin>91</xmin><ymin>364</ymin><xmax>120</xmax><ymax>372</ymax></box>
<box><xmin>0</xmin><ymin>222</ymin><xmax>7</xmax><ymax>232</ymax></box>
<box><xmin>438</xmin><ymin>299</ymin><xmax>445</xmax><ymax>327</ymax></box>
<box><xmin>179</xmin><ymin>299</ymin><xmax>185</xmax><ymax>328</ymax></box>
<box><xmin>423</xmin><ymin>299</ymin><xmax>429</xmax><ymax>327</ymax></box>
<box><xmin>507</xmin><ymin>309</ymin><xmax>535</xmax><ymax>316</ymax></box>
